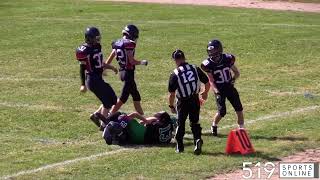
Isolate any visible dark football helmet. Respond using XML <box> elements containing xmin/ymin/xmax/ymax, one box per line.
<box><xmin>207</xmin><ymin>39</ymin><xmax>223</xmax><ymax>62</ymax></box>
<box><xmin>85</xmin><ymin>27</ymin><xmax>101</xmax><ymax>45</ymax></box>
<box><xmin>171</xmin><ymin>49</ymin><xmax>185</xmax><ymax>60</ymax></box>
<box><xmin>122</xmin><ymin>24</ymin><xmax>139</xmax><ymax>41</ymax></box>
<box><xmin>103</xmin><ymin>121</ymin><xmax>123</xmax><ymax>145</ymax></box>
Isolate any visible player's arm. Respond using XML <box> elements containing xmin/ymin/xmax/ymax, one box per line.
<box><xmin>127</xmin><ymin>112</ymin><xmax>147</xmax><ymax>123</ymax></box>
<box><xmin>126</xmin><ymin>49</ymin><xmax>145</xmax><ymax>65</ymax></box>
<box><xmin>168</xmin><ymin>74</ymin><xmax>177</xmax><ymax>114</ymax></box>
<box><xmin>103</xmin><ymin>63</ymin><xmax>118</xmax><ymax>74</ymax></box>
<box><xmin>230</xmin><ymin>64</ymin><xmax>240</xmax><ymax>80</ymax></box>
<box><xmin>79</xmin><ymin>62</ymin><xmax>87</xmax><ymax>93</ymax></box>
<box><xmin>201</xmin><ymin>64</ymin><xmax>219</xmax><ymax>94</ymax></box>
<box><xmin>197</xmin><ymin>67</ymin><xmax>210</xmax><ymax>101</ymax></box>
<box><xmin>76</xmin><ymin>47</ymin><xmax>88</xmax><ymax>93</ymax></box>
<box><xmin>105</xmin><ymin>49</ymin><xmax>116</xmax><ymax>65</ymax></box>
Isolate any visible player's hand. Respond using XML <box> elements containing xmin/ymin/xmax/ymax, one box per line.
<box><xmin>199</xmin><ymin>92</ymin><xmax>208</xmax><ymax>106</ymax></box>
<box><xmin>169</xmin><ymin>105</ymin><xmax>177</xmax><ymax>114</ymax></box>
<box><xmin>112</xmin><ymin>67</ymin><xmax>118</xmax><ymax>74</ymax></box>
<box><xmin>80</xmin><ymin>85</ymin><xmax>87</xmax><ymax>93</ymax></box>
<box><xmin>141</xmin><ymin>60</ymin><xmax>148</xmax><ymax>66</ymax></box>
<box><xmin>231</xmin><ymin>77</ymin><xmax>235</xmax><ymax>84</ymax></box>
<box><xmin>200</xmin><ymin>92</ymin><xmax>208</xmax><ymax>101</ymax></box>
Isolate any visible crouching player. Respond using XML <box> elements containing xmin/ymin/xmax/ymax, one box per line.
<box><xmin>201</xmin><ymin>39</ymin><xmax>244</xmax><ymax>136</ymax></box>
<box><xmin>102</xmin><ymin>111</ymin><xmax>175</xmax><ymax>145</ymax></box>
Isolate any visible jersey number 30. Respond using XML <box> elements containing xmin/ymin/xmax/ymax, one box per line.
<box><xmin>214</xmin><ymin>67</ymin><xmax>231</xmax><ymax>83</ymax></box>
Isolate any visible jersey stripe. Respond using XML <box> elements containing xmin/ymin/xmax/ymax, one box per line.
<box><xmin>173</xmin><ymin>64</ymin><xmax>201</xmax><ymax>99</ymax></box>
<box><xmin>174</xmin><ymin>69</ymin><xmax>186</xmax><ymax>97</ymax></box>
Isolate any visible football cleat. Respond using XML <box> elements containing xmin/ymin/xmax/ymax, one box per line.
<box><xmin>211</xmin><ymin>126</ymin><xmax>218</xmax><ymax>137</ymax></box>
<box><xmin>90</xmin><ymin>113</ymin><xmax>101</xmax><ymax>128</ymax></box>
<box><xmin>194</xmin><ymin>139</ymin><xmax>203</xmax><ymax>155</ymax></box>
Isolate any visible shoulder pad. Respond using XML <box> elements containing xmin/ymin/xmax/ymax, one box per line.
<box><xmin>76</xmin><ymin>44</ymin><xmax>88</xmax><ymax>60</ymax></box>
<box><xmin>123</xmin><ymin>39</ymin><xmax>136</xmax><ymax>49</ymax></box>
<box><xmin>202</xmin><ymin>59</ymin><xmax>211</xmax><ymax>66</ymax></box>
<box><xmin>224</xmin><ymin>53</ymin><xmax>235</xmax><ymax>65</ymax></box>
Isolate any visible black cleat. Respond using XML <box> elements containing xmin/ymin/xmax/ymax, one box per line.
<box><xmin>194</xmin><ymin>139</ymin><xmax>203</xmax><ymax>155</ymax></box>
<box><xmin>211</xmin><ymin>126</ymin><xmax>218</xmax><ymax>137</ymax></box>
<box><xmin>175</xmin><ymin>142</ymin><xmax>184</xmax><ymax>153</ymax></box>
<box><xmin>90</xmin><ymin>113</ymin><xmax>101</xmax><ymax>128</ymax></box>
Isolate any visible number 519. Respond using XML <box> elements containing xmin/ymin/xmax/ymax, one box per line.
<box><xmin>242</xmin><ymin>162</ymin><xmax>275</xmax><ymax>179</ymax></box>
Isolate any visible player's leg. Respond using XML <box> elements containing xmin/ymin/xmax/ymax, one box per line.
<box><xmin>110</xmin><ymin>81</ymin><xmax>130</xmax><ymax>114</ymax></box>
<box><xmin>226</xmin><ymin>86</ymin><xmax>244</xmax><ymax>128</ymax></box>
<box><xmin>131</xmin><ymin>80</ymin><xmax>144</xmax><ymax>115</ymax></box>
<box><xmin>111</xmin><ymin>71</ymin><xmax>131</xmax><ymax>114</ymax></box>
<box><xmin>89</xmin><ymin>80</ymin><xmax>117</xmax><ymax>129</ymax></box>
<box><xmin>212</xmin><ymin>93</ymin><xmax>227</xmax><ymax>136</ymax></box>
<box><xmin>175</xmin><ymin>101</ymin><xmax>188</xmax><ymax>153</ymax></box>
<box><xmin>188</xmin><ymin>96</ymin><xmax>203</xmax><ymax>155</ymax></box>
<box><xmin>86</xmin><ymin>76</ymin><xmax>105</xmax><ymax>128</ymax></box>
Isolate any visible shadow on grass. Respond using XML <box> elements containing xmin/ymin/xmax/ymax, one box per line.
<box><xmin>120</xmin><ymin>141</ymin><xmax>194</xmax><ymax>148</ymax></box>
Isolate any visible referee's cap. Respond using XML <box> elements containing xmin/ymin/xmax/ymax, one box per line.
<box><xmin>172</xmin><ymin>49</ymin><xmax>185</xmax><ymax>60</ymax></box>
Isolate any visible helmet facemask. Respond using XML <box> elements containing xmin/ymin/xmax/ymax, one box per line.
<box><xmin>207</xmin><ymin>45</ymin><xmax>222</xmax><ymax>62</ymax></box>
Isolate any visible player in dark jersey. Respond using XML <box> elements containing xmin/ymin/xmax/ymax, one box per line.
<box><xmin>75</xmin><ymin>27</ymin><xmax>118</xmax><ymax>129</ymax></box>
<box><xmin>201</xmin><ymin>39</ymin><xmax>244</xmax><ymax>136</ymax></box>
<box><xmin>101</xmin><ymin>111</ymin><xmax>175</xmax><ymax>145</ymax></box>
<box><xmin>105</xmin><ymin>24</ymin><xmax>148</xmax><ymax>115</ymax></box>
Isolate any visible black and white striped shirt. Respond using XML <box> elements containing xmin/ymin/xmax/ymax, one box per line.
<box><xmin>168</xmin><ymin>63</ymin><xmax>209</xmax><ymax>99</ymax></box>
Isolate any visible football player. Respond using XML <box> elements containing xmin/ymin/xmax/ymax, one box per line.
<box><xmin>201</xmin><ymin>39</ymin><xmax>244</xmax><ymax>136</ymax></box>
<box><xmin>76</xmin><ymin>27</ymin><xmax>118</xmax><ymax>129</ymax></box>
<box><xmin>105</xmin><ymin>24</ymin><xmax>148</xmax><ymax>115</ymax></box>
<box><xmin>102</xmin><ymin>111</ymin><xmax>175</xmax><ymax>145</ymax></box>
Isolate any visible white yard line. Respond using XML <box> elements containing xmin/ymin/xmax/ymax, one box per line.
<box><xmin>1</xmin><ymin>105</ymin><xmax>319</xmax><ymax>179</ymax></box>
<box><xmin>0</xmin><ymin>148</ymin><xmax>135</xmax><ymax>180</ymax></box>
<box><xmin>200</xmin><ymin>105</ymin><xmax>320</xmax><ymax>134</ymax></box>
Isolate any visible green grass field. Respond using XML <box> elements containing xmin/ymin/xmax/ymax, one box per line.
<box><xmin>0</xmin><ymin>0</ymin><xmax>320</xmax><ymax>179</ymax></box>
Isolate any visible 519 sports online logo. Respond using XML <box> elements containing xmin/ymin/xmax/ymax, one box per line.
<box><xmin>242</xmin><ymin>162</ymin><xmax>319</xmax><ymax>179</ymax></box>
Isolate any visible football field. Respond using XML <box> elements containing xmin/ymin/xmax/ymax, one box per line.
<box><xmin>0</xmin><ymin>0</ymin><xmax>320</xmax><ymax>179</ymax></box>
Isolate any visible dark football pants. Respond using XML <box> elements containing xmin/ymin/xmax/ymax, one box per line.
<box><xmin>175</xmin><ymin>95</ymin><xmax>202</xmax><ymax>144</ymax></box>
<box><xmin>86</xmin><ymin>74</ymin><xmax>117</xmax><ymax>109</ymax></box>
<box><xmin>216</xmin><ymin>85</ymin><xmax>243</xmax><ymax>117</ymax></box>
<box><xmin>119</xmin><ymin>70</ymin><xmax>141</xmax><ymax>103</ymax></box>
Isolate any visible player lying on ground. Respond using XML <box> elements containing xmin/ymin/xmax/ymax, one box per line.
<box><xmin>105</xmin><ymin>24</ymin><xmax>148</xmax><ymax>115</ymax></box>
<box><xmin>101</xmin><ymin>111</ymin><xmax>176</xmax><ymax>145</ymax></box>
<box><xmin>76</xmin><ymin>27</ymin><xmax>118</xmax><ymax>129</ymax></box>
<box><xmin>201</xmin><ymin>39</ymin><xmax>244</xmax><ymax>137</ymax></box>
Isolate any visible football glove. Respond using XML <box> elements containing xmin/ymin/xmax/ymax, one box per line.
<box><xmin>141</xmin><ymin>60</ymin><xmax>148</xmax><ymax>66</ymax></box>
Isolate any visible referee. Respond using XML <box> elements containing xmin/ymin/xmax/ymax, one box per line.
<box><xmin>168</xmin><ymin>49</ymin><xmax>210</xmax><ymax>155</ymax></box>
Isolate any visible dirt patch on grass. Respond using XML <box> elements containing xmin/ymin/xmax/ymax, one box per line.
<box><xmin>211</xmin><ymin>148</ymin><xmax>320</xmax><ymax>179</ymax></box>
<box><xmin>102</xmin><ymin>0</ymin><xmax>320</xmax><ymax>13</ymax></box>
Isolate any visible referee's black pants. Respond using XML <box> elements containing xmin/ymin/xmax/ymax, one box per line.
<box><xmin>175</xmin><ymin>95</ymin><xmax>202</xmax><ymax>145</ymax></box>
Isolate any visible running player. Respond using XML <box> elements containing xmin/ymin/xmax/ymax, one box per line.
<box><xmin>76</xmin><ymin>27</ymin><xmax>118</xmax><ymax>129</ymax></box>
<box><xmin>105</xmin><ymin>24</ymin><xmax>148</xmax><ymax>115</ymax></box>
